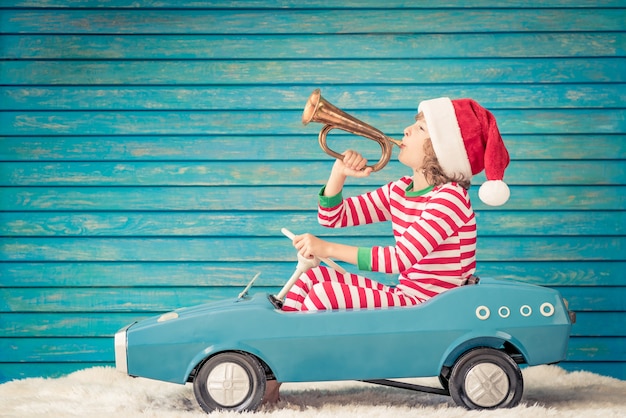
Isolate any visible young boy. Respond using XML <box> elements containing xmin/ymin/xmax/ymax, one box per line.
<box><xmin>263</xmin><ymin>97</ymin><xmax>511</xmax><ymax>404</ymax></box>
<box><xmin>282</xmin><ymin>97</ymin><xmax>510</xmax><ymax>312</ymax></box>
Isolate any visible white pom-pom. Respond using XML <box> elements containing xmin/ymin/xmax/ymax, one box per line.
<box><xmin>479</xmin><ymin>180</ymin><xmax>510</xmax><ymax>206</ymax></box>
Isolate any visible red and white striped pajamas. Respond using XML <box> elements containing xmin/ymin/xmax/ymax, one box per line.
<box><xmin>282</xmin><ymin>177</ymin><xmax>477</xmax><ymax>312</ymax></box>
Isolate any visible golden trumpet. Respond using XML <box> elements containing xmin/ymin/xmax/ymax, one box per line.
<box><xmin>302</xmin><ymin>89</ymin><xmax>402</xmax><ymax>172</ymax></box>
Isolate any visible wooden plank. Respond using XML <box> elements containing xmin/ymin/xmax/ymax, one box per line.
<box><xmin>3</xmin><ymin>85</ymin><xmax>624</xmax><ymax>111</ymax></box>
<box><xmin>1</xmin><ymin>211</ymin><xmax>623</xmax><ymax>237</ymax></box>
<box><xmin>1</xmin><ymin>337</ymin><xmax>114</xmax><ymax>363</ymax></box>
<box><xmin>569</xmin><ymin>313</ymin><xmax>626</xmax><ymax>337</ymax></box>
<box><xmin>2</xmin><ymin>59</ymin><xmax>623</xmax><ymax>85</ymax></box>
<box><xmin>478</xmin><ymin>262</ymin><xmax>626</xmax><ymax>287</ymax></box>
<box><xmin>5</xmin><ymin>262</ymin><xmax>296</xmax><ymax>287</ymax></box>
<box><xmin>2</xmin><ymin>9</ymin><xmax>624</xmax><ymax>34</ymax></box>
<box><xmin>1</xmin><ymin>109</ymin><xmax>623</xmax><ymax>136</ymax></box>
<box><xmin>1</xmin><ymin>237</ymin><xmax>623</xmax><ymax>262</ymax></box>
<box><xmin>0</xmin><ymin>186</ymin><xmax>324</xmax><ymax>211</ymax></box>
<box><xmin>1</xmin><ymin>186</ymin><xmax>624</xmax><ymax>211</ymax></box>
<box><xmin>558</xmin><ymin>287</ymin><xmax>626</xmax><ymax>312</ymax></box>
<box><xmin>3</xmin><ymin>33</ymin><xmax>624</xmax><ymax>59</ymax></box>
<box><xmin>1</xmin><ymin>135</ymin><xmax>624</xmax><ymax>161</ymax></box>
<box><xmin>0</xmin><ymin>287</ymin><xmax>279</xmax><ymax>312</ymax></box>
<box><xmin>1</xmin><ymin>160</ymin><xmax>624</xmax><ymax>186</ymax></box>
<box><xmin>0</xmin><ymin>313</ymin><xmax>153</xmax><ymax>337</ymax></box>
<box><xmin>2</xmin><ymin>261</ymin><xmax>625</xmax><ymax>288</ymax></box>
<box><xmin>4</xmin><ymin>0</ymin><xmax>625</xmax><ymax>9</ymax></box>
<box><xmin>0</xmin><ymin>285</ymin><xmax>624</xmax><ymax>313</ymax></box>
<box><xmin>567</xmin><ymin>337</ymin><xmax>626</xmax><ymax>361</ymax></box>
<box><xmin>2</xmin><ymin>311</ymin><xmax>623</xmax><ymax>338</ymax></box>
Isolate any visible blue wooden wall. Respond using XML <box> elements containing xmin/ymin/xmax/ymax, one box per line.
<box><xmin>1</xmin><ymin>1</ymin><xmax>625</xmax><ymax>382</ymax></box>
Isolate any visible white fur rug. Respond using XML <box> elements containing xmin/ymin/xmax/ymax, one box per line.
<box><xmin>0</xmin><ymin>365</ymin><xmax>624</xmax><ymax>418</ymax></box>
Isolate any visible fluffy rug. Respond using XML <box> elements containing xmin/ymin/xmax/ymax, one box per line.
<box><xmin>1</xmin><ymin>365</ymin><xmax>625</xmax><ymax>418</ymax></box>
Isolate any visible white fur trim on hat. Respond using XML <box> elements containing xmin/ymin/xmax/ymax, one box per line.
<box><xmin>417</xmin><ymin>97</ymin><xmax>472</xmax><ymax>179</ymax></box>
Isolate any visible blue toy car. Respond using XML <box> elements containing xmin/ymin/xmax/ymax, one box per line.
<box><xmin>115</xmin><ymin>229</ymin><xmax>575</xmax><ymax>413</ymax></box>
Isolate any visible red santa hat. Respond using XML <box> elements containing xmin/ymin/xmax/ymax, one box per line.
<box><xmin>417</xmin><ymin>97</ymin><xmax>511</xmax><ymax>206</ymax></box>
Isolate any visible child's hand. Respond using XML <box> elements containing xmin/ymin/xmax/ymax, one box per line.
<box><xmin>293</xmin><ymin>233</ymin><xmax>358</xmax><ymax>267</ymax></box>
<box><xmin>293</xmin><ymin>233</ymin><xmax>329</xmax><ymax>260</ymax></box>
<box><xmin>334</xmin><ymin>150</ymin><xmax>373</xmax><ymax>178</ymax></box>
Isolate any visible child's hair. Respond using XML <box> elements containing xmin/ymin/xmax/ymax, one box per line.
<box><xmin>417</xmin><ymin>112</ymin><xmax>471</xmax><ymax>190</ymax></box>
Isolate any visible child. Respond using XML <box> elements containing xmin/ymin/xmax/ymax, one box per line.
<box><xmin>263</xmin><ymin>97</ymin><xmax>511</xmax><ymax>404</ymax></box>
<box><xmin>282</xmin><ymin>97</ymin><xmax>510</xmax><ymax>312</ymax></box>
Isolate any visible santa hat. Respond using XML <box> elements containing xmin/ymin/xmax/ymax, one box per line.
<box><xmin>417</xmin><ymin>97</ymin><xmax>510</xmax><ymax>206</ymax></box>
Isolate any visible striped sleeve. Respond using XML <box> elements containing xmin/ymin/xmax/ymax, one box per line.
<box><xmin>317</xmin><ymin>180</ymin><xmax>399</xmax><ymax>228</ymax></box>
<box><xmin>368</xmin><ymin>184</ymin><xmax>473</xmax><ymax>274</ymax></box>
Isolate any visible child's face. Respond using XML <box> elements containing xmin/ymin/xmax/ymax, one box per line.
<box><xmin>399</xmin><ymin>115</ymin><xmax>430</xmax><ymax>170</ymax></box>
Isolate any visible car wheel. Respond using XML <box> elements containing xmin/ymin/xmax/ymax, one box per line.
<box><xmin>193</xmin><ymin>352</ymin><xmax>266</xmax><ymax>413</ymax></box>
<box><xmin>449</xmin><ymin>347</ymin><xmax>523</xmax><ymax>410</ymax></box>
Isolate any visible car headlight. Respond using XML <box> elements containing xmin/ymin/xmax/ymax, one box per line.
<box><xmin>114</xmin><ymin>324</ymin><xmax>133</xmax><ymax>374</ymax></box>
<box><xmin>158</xmin><ymin>311</ymin><xmax>179</xmax><ymax>322</ymax></box>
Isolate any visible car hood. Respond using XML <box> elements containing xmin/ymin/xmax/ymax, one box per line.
<box><xmin>130</xmin><ymin>296</ymin><xmax>261</xmax><ymax>331</ymax></box>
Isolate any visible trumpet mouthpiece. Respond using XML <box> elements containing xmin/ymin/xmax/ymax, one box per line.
<box><xmin>388</xmin><ymin>138</ymin><xmax>403</xmax><ymax>147</ymax></box>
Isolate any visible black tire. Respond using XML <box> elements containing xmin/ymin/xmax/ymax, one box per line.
<box><xmin>193</xmin><ymin>352</ymin><xmax>266</xmax><ymax>413</ymax></box>
<box><xmin>449</xmin><ymin>347</ymin><xmax>523</xmax><ymax>410</ymax></box>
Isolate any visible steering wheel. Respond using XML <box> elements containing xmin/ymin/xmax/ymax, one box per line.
<box><xmin>274</xmin><ymin>228</ymin><xmax>347</xmax><ymax>301</ymax></box>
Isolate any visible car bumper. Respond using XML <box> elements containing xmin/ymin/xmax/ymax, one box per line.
<box><xmin>114</xmin><ymin>323</ymin><xmax>135</xmax><ymax>374</ymax></box>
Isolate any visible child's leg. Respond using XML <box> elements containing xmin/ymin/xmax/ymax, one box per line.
<box><xmin>302</xmin><ymin>280</ymin><xmax>417</xmax><ymax>310</ymax></box>
<box><xmin>281</xmin><ymin>266</ymin><xmax>333</xmax><ymax>311</ymax></box>
<box><xmin>282</xmin><ymin>266</ymin><xmax>418</xmax><ymax>311</ymax></box>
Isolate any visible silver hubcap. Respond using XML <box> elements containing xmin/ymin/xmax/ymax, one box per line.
<box><xmin>464</xmin><ymin>362</ymin><xmax>509</xmax><ymax>407</ymax></box>
<box><xmin>206</xmin><ymin>362</ymin><xmax>251</xmax><ymax>406</ymax></box>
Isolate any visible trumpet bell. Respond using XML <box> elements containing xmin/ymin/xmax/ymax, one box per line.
<box><xmin>301</xmin><ymin>89</ymin><xmax>401</xmax><ymax>172</ymax></box>
<box><xmin>302</xmin><ymin>89</ymin><xmax>322</xmax><ymax>125</ymax></box>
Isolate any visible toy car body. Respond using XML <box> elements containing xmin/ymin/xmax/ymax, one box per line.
<box><xmin>115</xmin><ymin>275</ymin><xmax>575</xmax><ymax>413</ymax></box>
